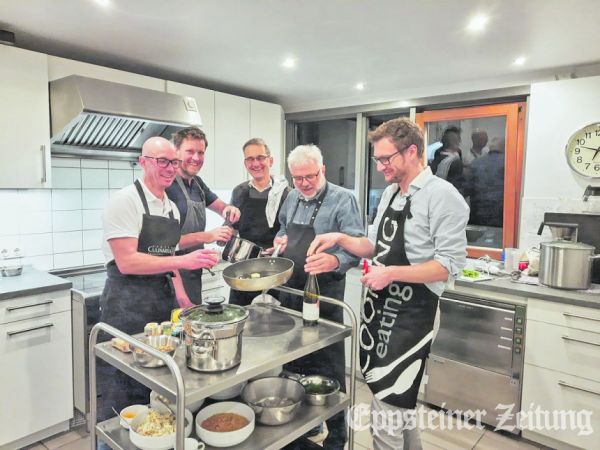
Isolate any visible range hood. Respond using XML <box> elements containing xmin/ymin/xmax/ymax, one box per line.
<box><xmin>50</xmin><ymin>75</ymin><xmax>202</xmax><ymax>160</ymax></box>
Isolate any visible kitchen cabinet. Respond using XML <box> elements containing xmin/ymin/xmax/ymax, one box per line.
<box><xmin>0</xmin><ymin>46</ymin><xmax>51</xmax><ymax>188</ymax></box>
<box><xmin>166</xmin><ymin>81</ymin><xmax>216</xmax><ymax>187</ymax></box>
<box><xmin>0</xmin><ymin>289</ymin><xmax>73</xmax><ymax>449</ymax></box>
<box><xmin>522</xmin><ymin>299</ymin><xmax>600</xmax><ymax>450</ymax></box>
<box><xmin>250</xmin><ymin>99</ymin><xmax>285</xmax><ymax>176</ymax></box>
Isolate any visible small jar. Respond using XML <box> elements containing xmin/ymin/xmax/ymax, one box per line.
<box><xmin>144</xmin><ymin>322</ymin><xmax>160</xmax><ymax>336</ymax></box>
<box><xmin>160</xmin><ymin>321</ymin><xmax>173</xmax><ymax>336</ymax></box>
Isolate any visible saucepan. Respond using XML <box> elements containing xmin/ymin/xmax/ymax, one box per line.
<box><xmin>222</xmin><ymin>236</ymin><xmax>262</xmax><ymax>263</ymax></box>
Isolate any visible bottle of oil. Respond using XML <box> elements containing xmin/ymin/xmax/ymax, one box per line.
<box><xmin>303</xmin><ymin>274</ymin><xmax>320</xmax><ymax>326</ymax></box>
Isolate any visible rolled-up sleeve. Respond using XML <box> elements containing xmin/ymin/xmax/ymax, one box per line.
<box><xmin>429</xmin><ymin>189</ymin><xmax>469</xmax><ymax>279</ymax></box>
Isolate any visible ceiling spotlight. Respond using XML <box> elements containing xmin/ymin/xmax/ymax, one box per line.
<box><xmin>513</xmin><ymin>56</ymin><xmax>527</xmax><ymax>66</ymax></box>
<box><xmin>282</xmin><ymin>57</ymin><xmax>297</xmax><ymax>69</ymax></box>
<box><xmin>467</xmin><ymin>15</ymin><xmax>489</xmax><ymax>32</ymax></box>
<box><xmin>95</xmin><ymin>0</ymin><xmax>111</xmax><ymax>7</ymax></box>
<box><xmin>355</xmin><ymin>83</ymin><xmax>365</xmax><ymax>91</ymax></box>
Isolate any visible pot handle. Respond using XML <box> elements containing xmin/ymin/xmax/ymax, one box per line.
<box><xmin>590</xmin><ymin>254</ymin><xmax>600</xmax><ymax>260</ymax></box>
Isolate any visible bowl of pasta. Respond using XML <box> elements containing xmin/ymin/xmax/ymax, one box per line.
<box><xmin>129</xmin><ymin>408</ymin><xmax>193</xmax><ymax>450</ymax></box>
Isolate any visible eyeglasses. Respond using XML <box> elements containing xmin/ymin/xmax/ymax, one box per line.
<box><xmin>291</xmin><ymin>171</ymin><xmax>320</xmax><ymax>183</ymax></box>
<box><xmin>244</xmin><ymin>155</ymin><xmax>270</xmax><ymax>164</ymax></box>
<box><xmin>143</xmin><ymin>156</ymin><xmax>182</xmax><ymax>168</ymax></box>
<box><xmin>371</xmin><ymin>148</ymin><xmax>405</xmax><ymax>166</ymax></box>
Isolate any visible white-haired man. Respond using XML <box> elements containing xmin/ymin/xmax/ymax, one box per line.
<box><xmin>274</xmin><ymin>144</ymin><xmax>364</xmax><ymax>449</ymax></box>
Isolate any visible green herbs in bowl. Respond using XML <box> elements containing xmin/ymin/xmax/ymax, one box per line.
<box><xmin>299</xmin><ymin>375</ymin><xmax>341</xmax><ymax>406</ymax></box>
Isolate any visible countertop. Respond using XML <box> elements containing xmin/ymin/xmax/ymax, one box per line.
<box><xmin>0</xmin><ymin>266</ymin><xmax>72</xmax><ymax>301</ymax></box>
<box><xmin>451</xmin><ymin>276</ymin><xmax>600</xmax><ymax>309</ymax></box>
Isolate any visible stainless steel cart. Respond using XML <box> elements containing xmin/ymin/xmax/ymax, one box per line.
<box><xmin>89</xmin><ymin>286</ymin><xmax>358</xmax><ymax>450</ymax></box>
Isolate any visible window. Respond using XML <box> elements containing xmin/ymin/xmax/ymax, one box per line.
<box><xmin>416</xmin><ymin>103</ymin><xmax>526</xmax><ymax>258</ymax></box>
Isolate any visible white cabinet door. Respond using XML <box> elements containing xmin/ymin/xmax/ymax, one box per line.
<box><xmin>250</xmin><ymin>100</ymin><xmax>284</xmax><ymax>176</ymax></box>
<box><xmin>0</xmin><ymin>311</ymin><xmax>73</xmax><ymax>446</ymax></box>
<box><xmin>0</xmin><ymin>46</ymin><xmax>51</xmax><ymax>188</ymax></box>
<box><xmin>214</xmin><ymin>92</ymin><xmax>250</xmax><ymax>189</ymax></box>
<box><xmin>167</xmin><ymin>82</ymin><xmax>216</xmax><ymax>187</ymax></box>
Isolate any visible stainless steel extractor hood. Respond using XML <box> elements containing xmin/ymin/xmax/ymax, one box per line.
<box><xmin>50</xmin><ymin>75</ymin><xmax>202</xmax><ymax>160</ymax></box>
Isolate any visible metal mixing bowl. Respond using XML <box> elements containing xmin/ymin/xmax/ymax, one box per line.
<box><xmin>241</xmin><ymin>377</ymin><xmax>304</xmax><ymax>425</ymax></box>
<box><xmin>300</xmin><ymin>375</ymin><xmax>341</xmax><ymax>406</ymax></box>
<box><xmin>131</xmin><ymin>335</ymin><xmax>179</xmax><ymax>368</ymax></box>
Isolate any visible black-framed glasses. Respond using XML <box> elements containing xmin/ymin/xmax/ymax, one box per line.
<box><xmin>371</xmin><ymin>149</ymin><xmax>403</xmax><ymax>166</ymax></box>
<box><xmin>244</xmin><ymin>155</ymin><xmax>270</xmax><ymax>164</ymax></box>
<box><xmin>291</xmin><ymin>171</ymin><xmax>320</xmax><ymax>183</ymax></box>
<box><xmin>143</xmin><ymin>156</ymin><xmax>182</xmax><ymax>168</ymax></box>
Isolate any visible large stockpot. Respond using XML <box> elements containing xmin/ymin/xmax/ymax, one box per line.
<box><xmin>179</xmin><ymin>297</ymin><xmax>249</xmax><ymax>372</ymax></box>
<box><xmin>539</xmin><ymin>241</ymin><xmax>600</xmax><ymax>290</ymax></box>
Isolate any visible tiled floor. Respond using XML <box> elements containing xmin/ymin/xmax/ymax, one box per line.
<box><xmin>25</xmin><ymin>379</ymin><xmax>546</xmax><ymax>450</ymax></box>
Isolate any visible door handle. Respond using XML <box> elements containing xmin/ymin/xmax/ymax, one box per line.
<box><xmin>6</xmin><ymin>300</ymin><xmax>54</xmax><ymax>311</ymax></box>
<box><xmin>563</xmin><ymin>312</ymin><xmax>600</xmax><ymax>323</ymax></box>
<box><xmin>558</xmin><ymin>380</ymin><xmax>600</xmax><ymax>398</ymax></box>
<box><xmin>40</xmin><ymin>144</ymin><xmax>47</xmax><ymax>183</ymax></box>
<box><xmin>7</xmin><ymin>323</ymin><xmax>54</xmax><ymax>337</ymax></box>
<box><xmin>562</xmin><ymin>335</ymin><xmax>600</xmax><ymax>347</ymax></box>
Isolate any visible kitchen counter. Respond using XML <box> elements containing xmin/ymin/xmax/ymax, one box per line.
<box><xmin>451</xmin><ymin>276</ymin><xmax>600</xmax><ymax>309</ymax></box>
<box><xmin>0</xmin><ymin>266</ymin><xmax>72</xmax><ymax>300</ymax></box>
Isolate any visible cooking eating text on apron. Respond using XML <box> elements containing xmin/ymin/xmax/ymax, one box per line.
<box><xmin>360</xmin><ymin>189</ymin><xmax>439</xmax><ymax>409</ymax></box>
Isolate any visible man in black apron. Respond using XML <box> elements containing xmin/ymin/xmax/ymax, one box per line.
<box><xmin>166</xmin><ymin>127</ymin><xmax>241</xmax><ymax>304</ymax></box>
<box><xmin>98</xmin><ymin>137</ymin><xmax>220</xmax><ymax>424</ymax></box>
<box><xmin>273</xmin><ymin>144</ymin><xmax>364</xmax><ymax>450</ymax></box>
<box><xmin>229</xmin><ymin>138</ymin><xmax>289</xmax><ymax>305</ymax></box>
<box><xmin>308</xmin><ymin>118</ymin><xmax>469</xmax><ymax>449</ymax></box>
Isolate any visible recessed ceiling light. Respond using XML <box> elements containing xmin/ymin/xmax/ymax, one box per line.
<box><xmin>513</xmin><ymin>56</ymin><xmax>527</xmax><ymax>66</ymax></box>
<box><xmin>282</xmin><ymin>57</ymin><xmax>296</xmax><ymax>69</ymax></box>
<box><xmin>95</xmin><ymin>0</ymin><xmax>111</xmax><ymax>7</ymax></box>
<box><xmin>467</xmin><ymin>15</ymin><xmax>489</xmax><ymax>32</ymax></box>
<box><xmin>355</xmin><ymin>82</ymin><xmax>365</xmax><ymax>91</ymax></box>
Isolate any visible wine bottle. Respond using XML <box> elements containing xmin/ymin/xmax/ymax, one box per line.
<box><xmin>303</xmin><ymin>274</ymin><xmax>320</xmax><ymax>326</ymax></box>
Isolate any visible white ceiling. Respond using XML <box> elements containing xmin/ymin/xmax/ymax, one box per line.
<box><xmin>2</xmin><ymin>0</ymin><xmax>600</xmax><ymax>112</ymax></box>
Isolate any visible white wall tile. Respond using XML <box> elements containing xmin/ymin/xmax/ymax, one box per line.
<box><xmin>109</xmin><ymin>160</ymin><xmax>134</xmax><ymax>170</ymax></box>
<box><xmin>54</xmin><ymin>252</ymin><xmax>83</xmax><ymax>269</ymax></box>
<box><xmin>82</xmin><ymin>210</ymin><xmax>104</xmax><ymax>230</ymax></box>
<box><xmin>52</xmin><ymin>210</ymin><xmax>82</xmax><ymax>232</ymax></box>
<box><xmin>83</xmin><ymin>249</ymin><xmax>104</xmax><ymax>265</ymax></box>
<box><xmin>0</xmin><ymin>190</ymin><xmax>19</xmax><ymax>209</ymax></box>
<box><xmin>23</xmin><ymin>255</ymin><xmax>54</xmax><ymax>271</ymax></box>
<box><xmin>81</xmin><ymin>159</ymin><xmax>109</xmax><ymax>169</ymax></box>
<box><xmin>51</xmin><ymin>189</ymin><xmax>82</xmax><ymax>210</ymax></box>
<box><xmin>0</xmin><ymin>235</ymin><xmax>21</xmax><ymax>251</ymax></box>
<box><xmin>51</xmin><ymin>157</ymin><xmax>80</xmax><ymax>168</ymax></box>
<box><xmin>82</xmin><ymin>189</ymin><xmax>109</xmax><ymax>210</ymax></box>
<box><xmin>20</xmin><ymin>233</ymin><xmax>53</xmax><ymax>257</ymax></box>
<box><xmin>83</xmin><ymin>229</ymin><xmax>103</xmax><ymax>250</ymax></box>
<box><xmin>52</xmin><ymin>167</ymin><xmax>82</xmax><ymax>189</ymax></box>
<box><xmin>0</xmin><ymin>214</ymin><xmax>20</xmax><ymax>236</ymax></box>
<box><xmin>82</xmin><ymin>168</ymin><xmax>109</xmax><ymax>189</ymax></box>
<box><xmin>109</xmin><ymin>169</ymin><xmax>134</xmax><ymax>189</ymax></box>
<box><xmin>53</xmin><ymin>231</ymin><xmax>83</xmax><ymax>253</ymax></box>
<box><xmin>0</xmin><ymin>191</ymin><xmax>20</xmax><ymax>235</ymax></box>
<box><xmin>18</xmin><ymin>189</ymin><xmax>52</xmax><ymax>212</ymax></box>
<box><xmin>20</xmin><ymin>211</ymin><xmax>53</xmax><ymax>234</ymax></box>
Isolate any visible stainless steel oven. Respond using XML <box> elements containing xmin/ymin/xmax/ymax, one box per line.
<box><xmin>424</xmin><ymin>292</ymin><xmax>526</xmax><ymax>432</ymax></box>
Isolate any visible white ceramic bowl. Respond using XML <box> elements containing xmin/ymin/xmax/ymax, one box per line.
<box><xmin>208</xmin><ymin>381</ymin><xmax>247</xmax><ymax>400</ymax></box>
<box><xmin>129</xmin><ymin>409</ymin><xmax>193</xmax><ymax>450</ymax></box>
<box><xmin>195</xmin><ymin>401</ymin><xmax>255</xmax><ymax>448</ymax></box>
<box><xmin>150</xmin><ymin>391</ymin><xmax>205</xmax><ymax>414</ymax></box>
<box><xmin>119</xmin><ymin>404</ymin><xmax>149</xmax><ymax>429</ymax></box>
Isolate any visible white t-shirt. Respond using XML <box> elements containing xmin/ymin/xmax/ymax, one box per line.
<box><xmin>102</xmin><ymin>179</ymin><xmax>181</xmax><ymax>263</ymax></box>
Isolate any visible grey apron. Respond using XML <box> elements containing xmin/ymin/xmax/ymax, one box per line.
<box><xmin>175</xmin><ymin>175</ymin><xmax>207</xmax><ymax>305</ymax></box>
<box><xmin>97</xmin><ymin>180</ymin><xmax>181</xmax><ymax>421</ymax></box>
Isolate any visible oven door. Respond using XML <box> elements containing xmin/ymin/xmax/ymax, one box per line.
<box><xmin>431</xmin><ymin>294</ymin><xmax>515</xmax><ymax>376</ymax></box>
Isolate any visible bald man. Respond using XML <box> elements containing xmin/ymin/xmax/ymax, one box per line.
<box><xmin>97</xmin><ymin>137</ymin><xmax>219</xmax><ymax>422</ymax></box>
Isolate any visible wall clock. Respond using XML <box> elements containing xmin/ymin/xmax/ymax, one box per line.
<box><xmin>565</xmin><ymin>122</ymin><xmax>600</xmax><ymax>178</ymax></box>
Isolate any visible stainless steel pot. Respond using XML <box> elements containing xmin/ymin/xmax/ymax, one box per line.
<box><xmin>179</xmin><ymin>297</ymin><xmax>249</xmax><ymax>372</ymax></box>
<box><xmin>539</xmin><ymin>241</ymin><xmax>600</xmax><ymax>290</ymax></box>
<box><xmin>223</xmin><ymin>236</ymin><xmax>262</xmax><ymax>263</ymax></box>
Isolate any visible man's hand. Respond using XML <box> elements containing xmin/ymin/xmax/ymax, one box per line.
<box><xmin>180</xmin><ymin>249</ymin><xmax>220</xmax><ymax>270</ymax></box>
<box><xmin>305</xmin><ymin>253</ymin><xmax>339</xmax><ymax>275</ymax></box>
<box><xmin>223</xmin><ymin>205</ymin><xmax>241</xmax><ymax>224</ymax></box>
<box><xmin>307</xmin><ymin>232</ymin><xmax>342</xmax><ymax>256</ymax></box>
<box><xmin>205</xmin><ymin>226</ymin><xmax>233</xmax><ymax>244</ymax></box>
<box><xmin>265</xmin><ymin>235</ymin><xmax>288</xmax><ymax>255</ymax></box>
<box><xmin>360</xmin><ymin>266</ymin><xmax>395</xmax><ymax>291</ymax></box>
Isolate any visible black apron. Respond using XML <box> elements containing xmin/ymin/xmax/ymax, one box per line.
<box><xmin>279</xmin><ymin>185</ymin><xmax>347</xmax><ymax>449</ymax></box>
<box><xmin>175</xmin><ymin>175</ymin><xmax>207</xmax><ymax>305</ymax></box>
<box><xmin>229</xmin><ymin>188</ymin><xmax>282</xmax><ymax>306</ymax></box>
<box><xmin>360</xmin><ymin>189</ymin><xmax>439</xmax><ymax>409</ymax></box>
<box><xmin>97</xmin><ymin>180</ymin><xmax>181</xmax><ymax>421</ymax></box>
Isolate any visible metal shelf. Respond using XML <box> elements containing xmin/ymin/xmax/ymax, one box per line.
<box><xmin>96</xmin><ymin>394</ymin><xmax>349</xmax><ymax>450</ymax></box>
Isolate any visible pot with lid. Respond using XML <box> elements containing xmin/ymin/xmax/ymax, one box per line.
<box><xmin>539</xmin><ymin>241</ymin><xmax>600</xmax><ymax>290</ymax></box>
<box><xmin>179</xmin><ymin>296</ymin><xmax>249</xmax><ymax>372</ymax></box>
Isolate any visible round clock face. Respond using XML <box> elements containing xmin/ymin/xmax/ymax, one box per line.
<box><xmin>565</xmin><ymin>122</ymin><xmax>600</xmax><ymax>178</ymax></box>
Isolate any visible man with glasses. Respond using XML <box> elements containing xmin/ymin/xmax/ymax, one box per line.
<box><xmin>228</xmin><ymin>138</ymin><xmax>289</xmax><ymax>305</ymax></box>
<box><xmin>98</xmin><ymin>136</ymin><xmax>220</xmax><ymax>424</ymax></box>
<box><xmin>273</xmin><ymin>144</ymin><xmax>364</xmax><ymax>450</ymax></box>
<box><xmin>166</xmin><ymin>126</ymin><xmax>241</xmax><ymax>305</ymax></box>
<box><xmin>308</xmin><ymin>118</ymin><xmax>469</xmax><ymax>450</ymax></box>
